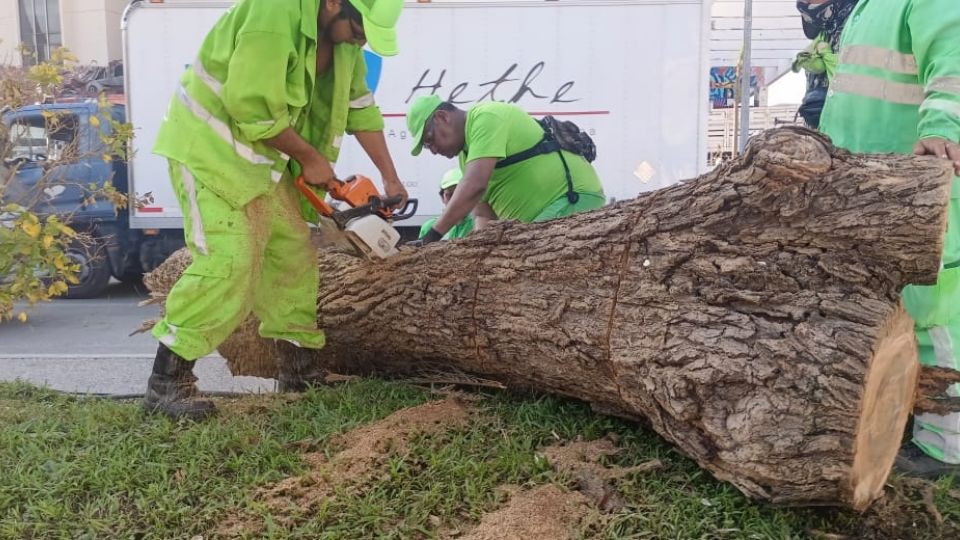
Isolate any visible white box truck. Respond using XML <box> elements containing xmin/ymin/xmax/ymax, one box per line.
<box><xmin>123</xmin><ymin>0</ymin><xmax>711</xmax><ymax>234</ymax></box>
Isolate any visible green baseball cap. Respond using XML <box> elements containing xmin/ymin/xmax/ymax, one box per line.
<box><xmin>407</xmin><ymin>94</ymin><xmax>443</xmax><ymax>156</ymax></box>
<box><xmin>348</xmin><ymin>0</ymin><xmax>403</xmax><ymax>57</ymax></box>
<box><xmin>440</xmin><ymin>167</ymin><xmax>463</xmax><ymax>190</ymax></box>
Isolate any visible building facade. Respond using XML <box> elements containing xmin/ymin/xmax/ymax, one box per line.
<box><xmin>1</xmin><ymin>0</ymin><xmax>127</xmax><ymax>67</ymax></box>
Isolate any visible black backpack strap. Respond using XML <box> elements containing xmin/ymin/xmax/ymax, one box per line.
<box><xmin>555</xmin><ymin>149</ymin><xmax>579</xmax><ymax>204</ymax></box>
<box><xmin>495</xmin><ymin>118</ymin><xmax>579</xmax><ymax>205</ymax></box>
<box><xmin>495</xmin><ymin>138</ymin><xmax>560</xmax><ymax>169</ymax></box>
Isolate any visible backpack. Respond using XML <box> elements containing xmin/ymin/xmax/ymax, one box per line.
<box><xmin>495</xmin><ymin>116</ymin><xmax>597</xmax><ymax>204</ymax></box>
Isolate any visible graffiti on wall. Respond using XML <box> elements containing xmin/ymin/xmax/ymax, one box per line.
<box><xmin>710</xmin><ymin>66</ymin><xmax>764</xmax><ymax>109</ymax></box>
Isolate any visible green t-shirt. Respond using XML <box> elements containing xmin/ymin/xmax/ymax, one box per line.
<box><xmin>458</xmin><ymin>102</ymin><xmax>603</xmax><ymax>223</ymax></box>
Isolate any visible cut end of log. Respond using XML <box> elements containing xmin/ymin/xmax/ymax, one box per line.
<box><xmin>848</xmin><ymin>306</ymin><xmax>919</xmax><ymax>511</ymax></box>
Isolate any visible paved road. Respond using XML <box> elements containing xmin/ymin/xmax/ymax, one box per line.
<box><xmin>0</xmin><ymin>281</ymin><xmax>275</xmax><ymax>395</ymax></box>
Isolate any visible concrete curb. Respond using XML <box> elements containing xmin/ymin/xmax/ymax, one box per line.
<box><xmin>0</xmin><ymin>354</ymin><xmax>276</xmax><ymax>395</ymax></box>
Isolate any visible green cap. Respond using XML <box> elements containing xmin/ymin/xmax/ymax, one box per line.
<box><xmin>440</xmin><ymin>167</ymin><xmax>463</xmax><ymax>190</ymax></box>
<box><xmin>407</xmin><ymin>94</ymin><xmax>443</xmax><ymax>156</ymax></box>
<box><xmin>348</xmin><ymin>0</ymin><xmax>403</xmax><ymax>57</ymax></box>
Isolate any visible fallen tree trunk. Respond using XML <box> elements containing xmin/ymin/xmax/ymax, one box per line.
<box><xmin>146</xmin><ymin>127</ymin><xmax>955</xmax><ymax>510</ymax></box>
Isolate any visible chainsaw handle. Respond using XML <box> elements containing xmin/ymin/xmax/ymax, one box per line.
<box><xmin>388</xmin><ymin>198</ymin><xmax>418</xmax><ymax>222</ymax></box>
<box><xmin>295</xmin><ymin>176</ymin><xmax>336</xmax><ymax>217</ymax></box>
<box><xmin>379</xmin><ymin>195</ymin><xmax>403</xmax><ymax>209</ymax></box>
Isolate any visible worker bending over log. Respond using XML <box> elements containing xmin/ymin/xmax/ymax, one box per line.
<box><xmin>406</xmin><ymin>96</ymin><xmax>606</xmax><ymax>244</ymax></box>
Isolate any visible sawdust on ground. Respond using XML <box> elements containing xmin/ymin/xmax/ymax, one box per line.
<box><xmin>217</xmin><ymin>395</ymin><xmax>471</xmax><ymax>537</ymax></box>
<box><xmin>542</xmin><ymin>436</ymin><xmax>663</xmax><ymax>482</ymax></box>
<box><xmin>540</xmin><ymin>436</ymin><xmax>663</xmax><ymax>512</ymax></box>
<box><xmin>453</xmin><ymin>484</ymin><xmax>590</xmax><ymax>540</ymax></box>
<box><xmin>449</xmin><ymin>436</ymin><xmax>661</xmax><ymax>539</ymax></box>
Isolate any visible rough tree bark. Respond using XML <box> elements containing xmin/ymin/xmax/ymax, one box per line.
<box><xmin>146</xmin><ymin>127</ymin><xmax>955</xmax><ymax>510</ymax></box>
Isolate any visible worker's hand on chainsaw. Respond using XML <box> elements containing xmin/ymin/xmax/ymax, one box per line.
<box><xmin>382</xmin><ymin>176</ymin><xmax>409</xmax><ymax>209</ymax></box>
<box><xmin>300</xmin><ymin>154</ymin><xmax>340</xmax><ymax>190</ymax></box>
<box><xmin>914</xmin><ymin>137</ymin><xmax>960</xmax><ymax>176</ymax></box>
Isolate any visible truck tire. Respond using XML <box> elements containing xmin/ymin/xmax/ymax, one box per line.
<box><xmin>63</xmin><ymin>239</ymin><xmax>112</xmax><ymax>299</ymax></box>
<box><xmin>116</xmin><ymin>270</ymin><xmax>144</xmax><ymax>285</ymax></box>
<box><xmin>115</xmin><ymin>254</ymin><xmax>145</xmax><ymax>286</ymax></box>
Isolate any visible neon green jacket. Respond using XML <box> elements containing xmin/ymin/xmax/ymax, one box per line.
<box><xmin>153</xmin><ymin>0</ymin><xmax>384</xmax><ymax>210</ymax></box>
<box><xmin>792</xmin><ymin>34</ymin><xmax>838</xmax><ymax>80</ymax></box>
<box><xmin>819</xmin><ymin>0</ymin><xmax>960</xmax><ymax>155</ymax></box>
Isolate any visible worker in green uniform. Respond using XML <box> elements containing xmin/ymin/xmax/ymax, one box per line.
<box><xmin>406</xmin><ymin>96</ymin><xmax>605</xmax><ymax>244</ymax></box>
<box><xmin>145</xmin><ymin>0</ymin><xmax>407</xmax><ymax>419</ymax></box>
<box><xmin>819</xmin><ymin>0</ymin><xmax>960</xmax><ymax>477</ymax></box>
<box><xmin>418</xmin><ymin>167</ymin><xmax>474</xmax><ymax>240</ymax></box>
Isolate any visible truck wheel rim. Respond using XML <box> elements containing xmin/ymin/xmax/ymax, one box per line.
<box><xmin>66</xmin><ymin>250</ymin><xmax>93</xmax><ymax>285</ymax></box>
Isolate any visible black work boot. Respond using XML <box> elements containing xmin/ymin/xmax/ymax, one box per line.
<box><xmin>143</xmin><ymin>343</ymin><xmax>217</xmax><ymax>420</ymax></box>
<box><xmin>894</xmin><ymin>443</ymin><xmax>960</xmax><ymax>479</ymax></box>
<box><xmin>274</xmin><ymin>340</ymin><xmax>326</xmax><ymax>392</ymax></box>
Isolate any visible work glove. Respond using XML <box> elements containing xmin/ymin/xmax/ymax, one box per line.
<box><xmin>405</xmin><ymin>228</ymin><xmax>443</xmax><ymax>247</ymax></box>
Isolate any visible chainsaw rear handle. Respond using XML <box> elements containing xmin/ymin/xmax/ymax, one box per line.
<box><xmin>385</xmin><ymin>197</ymin><xmax>418</xmax><ymax>222</ymax></box>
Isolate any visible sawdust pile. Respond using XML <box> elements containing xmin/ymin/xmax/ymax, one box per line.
<box><xmin>542</xmin><ymin>437</ymin><xmax>663</xmax><ymax>481</ymax></box>
<box><xmin>218</xmin><ymin>396</ymin><xmax>471</xmax><ymax>536</ymax></box>
<box><xmin>453</xmin><ymin>485</ymin><xmax>590</xmax><ymax>540</ymax></box>
<box><xmin>452</xmin><ymin>437</ymin><xmax>661</xmax><ymax>539</ymax></box>
<box><xmin>540</xmin><ymin>436</ymin><xmax>663</xmax><ymax>512</ymax></box>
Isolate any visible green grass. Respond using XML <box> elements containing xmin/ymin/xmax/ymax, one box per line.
<box><xmin>0</xmin><ymin>380</ymin><xmax>957</xmax><ymax>539</ymax></box>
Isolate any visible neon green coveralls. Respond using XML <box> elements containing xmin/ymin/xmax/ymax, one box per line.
<box><xmin>151</xmin><ymin>0</ymin><xmax>385</xmax><ymax>360</ymax></box>
<box><xmin>820</xmin><ymin>0</ymin><xmax>960</xmax><ymax>463</ymax></box>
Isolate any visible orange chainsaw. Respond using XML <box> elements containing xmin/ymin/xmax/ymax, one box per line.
<box><xmin>295</xmin><ymin>175</ymin><xmax>417</xmax><ymax>258</ymax></box>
